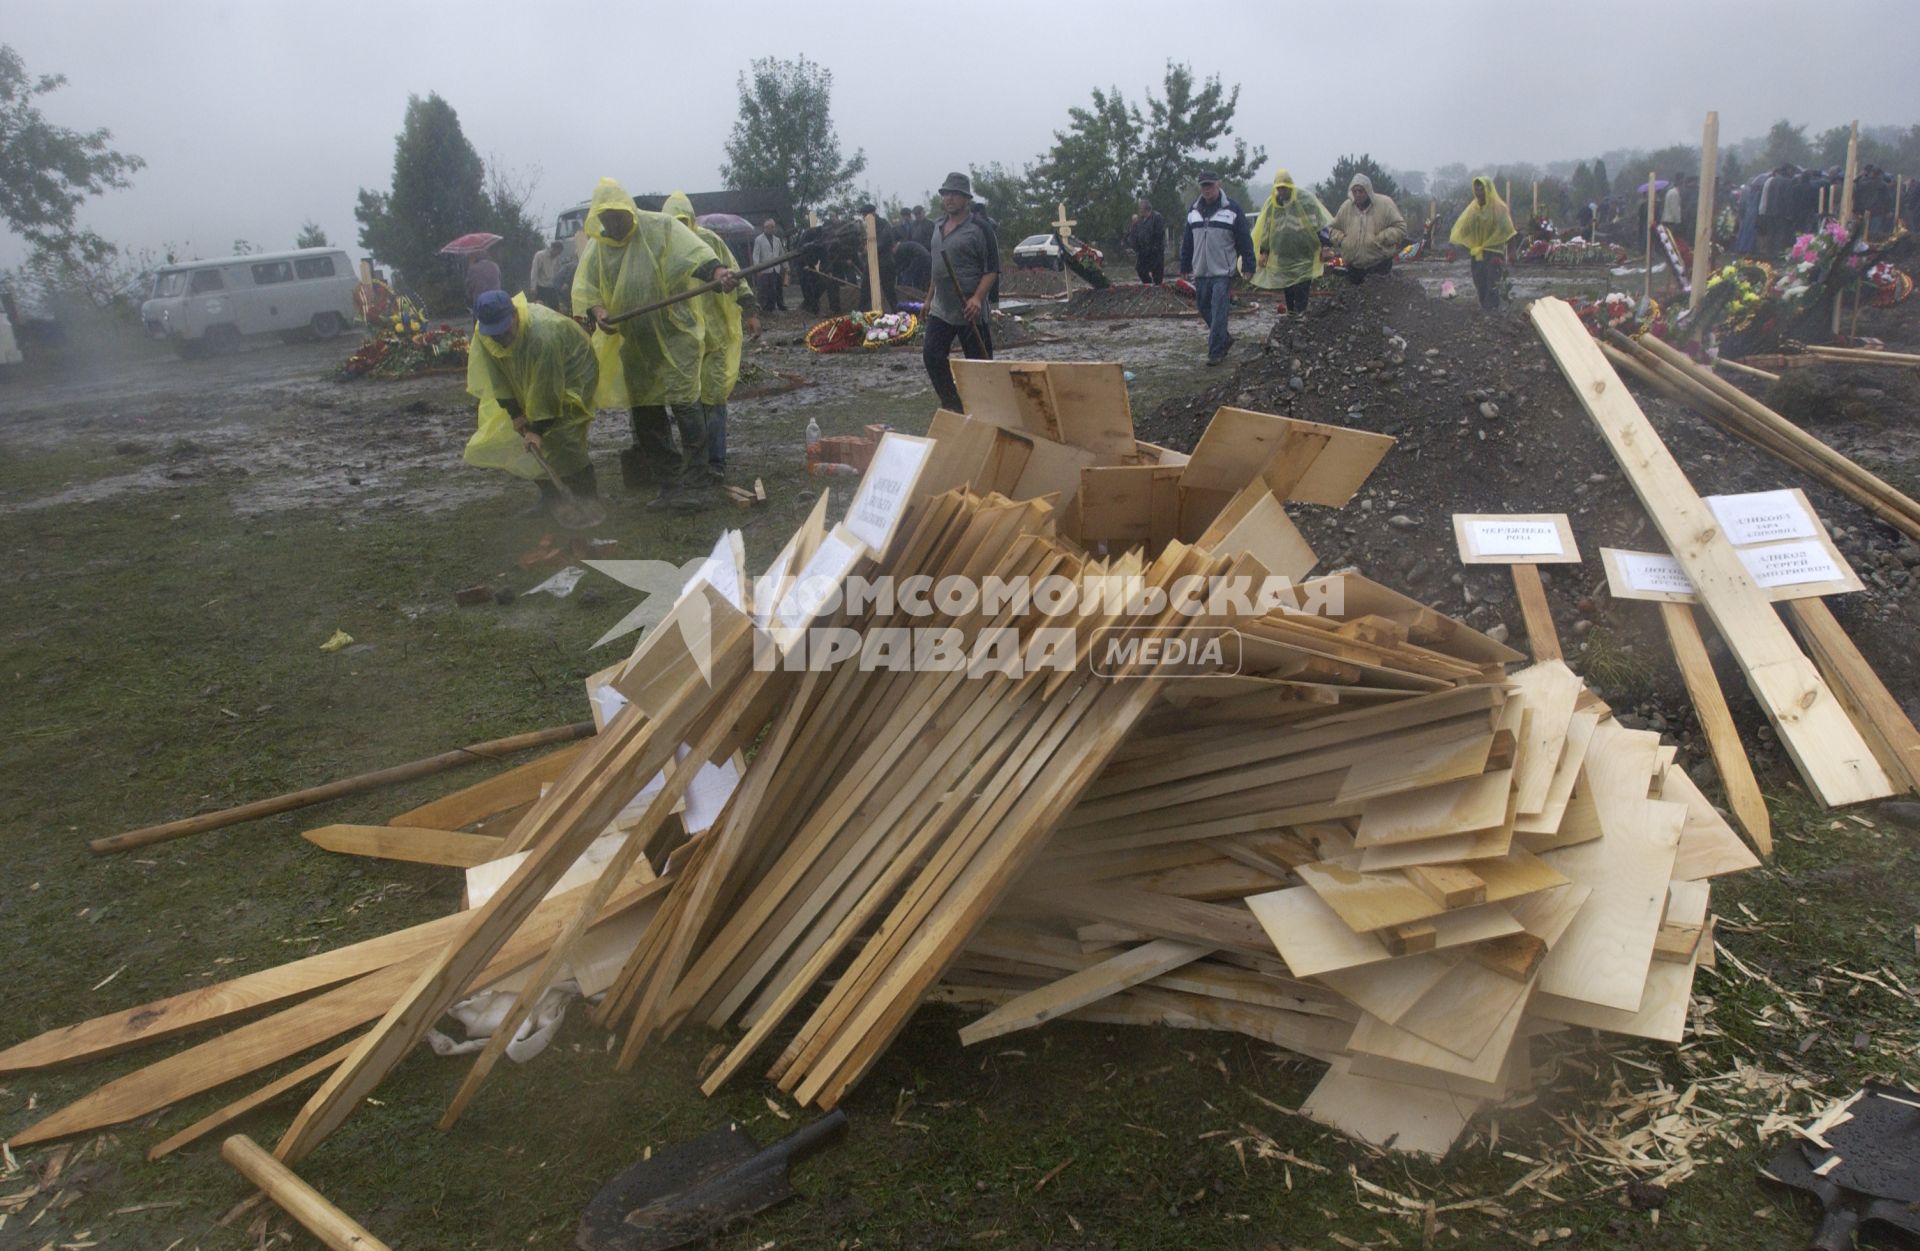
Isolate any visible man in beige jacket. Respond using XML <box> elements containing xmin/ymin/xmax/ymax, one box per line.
<box><xmin>1328</xmin><ymin>173</ymin><xmax>1408</xmax><ymax>285</ymax></box>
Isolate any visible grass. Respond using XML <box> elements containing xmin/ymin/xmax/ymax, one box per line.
<box><xmin>3</xmin><ymin>336</ymin><xmax>1920</xmax><ymax>1251</ymax></box>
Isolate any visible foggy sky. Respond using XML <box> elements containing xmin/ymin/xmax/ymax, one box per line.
<box><xmin>5</xmin><ymin>0</ymin><xmax>1917</xmax><ymax>272</ymax></box>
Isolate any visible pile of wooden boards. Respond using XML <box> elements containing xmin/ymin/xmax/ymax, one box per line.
<box><xmin>945</xmin><ymin>659</ymin><xmax>1758</xmax><ymax>1153</ymax></box>
<box><xmin>1</xmin><ymin>360</ymin><xmax>1779</xmax><ymax>1195</ymax></box>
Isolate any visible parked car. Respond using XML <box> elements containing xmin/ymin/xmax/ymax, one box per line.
<box><xmin>142</xmin><ymin>248</ymin><xmax>359</xmax><ymax>357</ymax></box>
<box><xmin>1011</xmin><ymin>232</ymin><xmax>1105</xmax><ymax>272</ymax></box>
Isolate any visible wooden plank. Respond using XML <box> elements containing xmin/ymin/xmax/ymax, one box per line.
<box><xmin>1530</xmin><ymin>296</ymin><xmax>1892</xmax><ymax>806</ymax></box>
<box><xmin>1295</xmin><ymin>859</ymin><xmax>1447</xmax><ymax>932</ymax></box>
<box><xmin>303</xmin><ymin>824</ymin><xmax>504</xmax><ymax>868</ymax></box>
<box><xmin>1301</xmin><ymin>1058</ymin><xmax>1480</xmax><ymax>1158</ymax></box>
<box><xmin>1355</xmin><ymin>770</ymin><xmax>1511</xmax><ymax>846</ymax></box>
<box><xmin>1404</xmin><ymin>864</ymin><xmax>1487</xmax><ymax>908</ymax></box>
<box><xmin>1315</xmin><ymin>954</ymin><xmax>1456</xmax><ymax>1026</ymax></box>
<box><xmin>1510</xmin><ymin>564</ymin><xmax>1562</xmax><ymax>662</ymax></box>
<box><xmin>147</xmin><ymin>1037</ymin><xmax>358</xmax><ymax>1161</ymax></box>
<box><xmin>1513</xmin><ymin>700</ymin><xmax>1605</xmax><ymax>836</ymax></box>
<box><xmin>1335</xmin><ymin>726</ymin><xmax>1494</xmax><ymax>804</ymax></box>
<box><xmin>1662</xmin><ymin>763</ymin><xmax>1762</xmax><ymax>880</ymax></box>
<box><xmin>1689</xmin><ymin>112</ymin><xmax>1719</xmax><ymax>312</ymax></box>
<box><xmin>1658</xmin><ymin>601</ymin><xmax>1772</xmax><ymax>852</ymax></box>
<box><xmin>8</xmin><ymin>872</ymin><xmax>662</xmax><ymax>1147</ymax></box>
<box><xmin>1346</xmin><ymin>976</ymin><xmax>1530</xmax><ymax>1086</ymax></box>
<box><xmin>0</xmin><ymin>907</ymin><xmax>475</xmax><ymax>1075</ymax></box>
<box><xmin>1181</xmin><ymin>408</ymin><xmax>1393</xmax><ymax>505</ymax></box>
<box><xmin>1041</xmin><ymin>361</ymin><xmax>1140</xmax><ymax>465</ymax></box>
<box><xmin>956</xmin><ymin>939</ymin><xmax>1212</xmax><ymax>1046</ymax></box>
<box><xmin>1789</xmin><ymin>598</ymin><xmax>1920</xmax><ymax>794</ymax></box>
<box><xmin>1245</xmin><ymin>886</ymin><xmax>1521</xmax><ymax>978</ymax></box>
<box><xmin>1508</xmin><ymin>660</ymin><xmax>1582</xmax><ymax>814</ymax></box>
<box><xmin>386</xmin><ymin>742</ymin><xmax>587</xmax><ymax>831</ymax></box>
<box><xmin>1388</xmin><ymin>961</ymin><xmax>1531</xmax><ymax>1059</ymax></box>
<box><xmin>1535</xmin><ymin>724</ymin><xmax>1683</xmax><ymax>1012</ymax></box>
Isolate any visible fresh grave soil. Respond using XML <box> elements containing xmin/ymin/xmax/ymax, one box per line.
<box><xmin>1137</xmin><ymin>271</ymin><xmax>1920</xmax><ymax>778</ymax></box>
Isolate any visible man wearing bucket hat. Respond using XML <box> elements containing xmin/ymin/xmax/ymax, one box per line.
<box><xmin>462</xmin><ymin>288</ymin><xmax>602</xmax><ymax>516</ymax></box>
<box><xmin>923</xmin><ymin>170</ymin><xmax>1000</xmax><ymax>412</ymax></box>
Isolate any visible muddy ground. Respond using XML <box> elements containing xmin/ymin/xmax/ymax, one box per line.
<box><xmin>2</xmin><ymin>262</ymin><xmax>1919</xmax><ymax>1251</ymax></box>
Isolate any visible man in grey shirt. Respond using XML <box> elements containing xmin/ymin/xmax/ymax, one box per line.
<box><xmin>924</xmin><ymin>170</ymin><xmax>999</xmax><ymax>412</ymax></box>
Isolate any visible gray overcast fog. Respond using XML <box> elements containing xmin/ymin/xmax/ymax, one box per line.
<box><xmin>5</xmin><ymin>0</ymin><xmax>1917</xmax><ymax>269</ymax></box>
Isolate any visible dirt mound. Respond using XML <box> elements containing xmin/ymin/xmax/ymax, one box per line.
<box><xmin>1138</xmin><ymin>275</ymin><xmax>1920</xmax><ymax>771</ymax></box>
<box><xmin>1065</xmin><ymin>284</ymin><xmax>1198</xmax><ymax>319</ymax></box>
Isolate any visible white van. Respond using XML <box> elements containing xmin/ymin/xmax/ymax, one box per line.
<box><xmin>142</xmin><ymin>248</ymin><xmax>359</xmax><ymax>356</ymax></box>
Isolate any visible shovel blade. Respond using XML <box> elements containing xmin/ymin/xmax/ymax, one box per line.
<box><xmin>577</xmin><ymin>1122</ymin><xmax>793</xmax><ymax>1251</ymax></box>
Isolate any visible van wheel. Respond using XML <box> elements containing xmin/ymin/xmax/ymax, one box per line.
<box><xmin>174</xmin><ymin>339</ymin><xmax>209</xmax><ymax>359</ymax></box>
<box><xmin>310</xmin><ymin>312</ymin><xmax>345</xmax><ymax>340</ymax></box>
<box><xmin>205</xmin><ymin>325</ymin><xmax>242</xmax><ymax>353</ymax></box>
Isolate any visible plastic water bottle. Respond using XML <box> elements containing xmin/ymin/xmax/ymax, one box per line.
<box><xmin>805</xmin><ymin>416</ymin><xmax>821</xmax><ymax>450</ymax></box>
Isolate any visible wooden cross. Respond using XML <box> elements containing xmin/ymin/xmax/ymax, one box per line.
<box><xmin>1054</xmin><ymin>203</ymin><xmax>1077</xmax><ymax>294</ymax></box>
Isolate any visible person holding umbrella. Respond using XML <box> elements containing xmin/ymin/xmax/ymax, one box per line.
<box><xmin>571</xmin><ymin>177</ymin><xmax>735</xmax><ymax>510</ymax></box>
<box><xmin>463</xmin><ymin>288</ymin><xmax>601</xmax><ymax>517</ymax></box>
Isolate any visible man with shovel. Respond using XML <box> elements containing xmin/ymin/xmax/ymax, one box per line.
<box><xmin>464</xmin><ymin>288</ymin><xmax>603</xmax><ymax>520</ymax></box>
<box><xmin>571</xmin><ymin>177</ymin><xmax>736</xmax><ymax>511</ymax></box>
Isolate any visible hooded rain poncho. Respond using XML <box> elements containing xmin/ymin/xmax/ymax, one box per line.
<box><xmin>570</xmin><ymin>177</ymin><xmax>719</xmax><ymax>409</ymax></box>
<box><xmin>1449</xmin><ymin>177</ymin><xmax>1517</xmax><ymax>261</ymax></box>
<box><xmin>464</xmin><ymin>294</ymin><xmax>600</xmax><ymax>480</ymax></box>
<box><xmin>1328</xmin><ymin>173</ymin><xmax>1409</xmax><ymax>270</ymax></box>
<box><xmin>1251</xmin><ymin>168</ymin><xmax>1335</xmax><ymax>289</ymax></box>
<box><xmin>664</xmin><ymin>191</ymin><xmax>746</xmax><ymax>405</ymax></box>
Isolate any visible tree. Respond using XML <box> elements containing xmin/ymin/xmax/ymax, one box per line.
<box><xmin>295</xmin><ymin>220</ymin><xmax>329</xmax><ymax>248</ymax></box>
<box><xmin>966</xmin><ymin>162</ymin><xmax>1047</xmax><ymax>243</ymax></box>
<box><xmin>1761</xmin><ymin>119</ymin><xmax>1813</xmax><ymax>168</ymax></box>
<box><xmin>1031</xmin><ymin>84</ymin><xmax>1143</xmax><ymax>244</ymax></box>
<box><xmin>1032</xmin><ymin>62</ymin><xmax>1264</xmax><ymax>246</ymax></box>
<box><xmin>1590</xmin><ymin>159</ymin><xmax>1609</xmax><ymax>202</ymax></box>
<box><xmin>0</xmin><ymin>44</ymin><xmax>143</xmax><ymax>262</ymax></box>
<box><xmin>354</xmin><ymin>93</ymin><xmax>496</xmax><ymax>311</ymax></box>
<box><xmin>720</xmin><ymin>56</ymin><xmax>866</xmax><ymax>215</ymax></box>
<box><xmin>1134</xmin><ymin>64</ymin><xmax>1265</xmax><ymax>219</ymax></box>
<box><xmin>1315</xmin><ymin>155</ymin><xmax>1401</xmax><ymax>210</ymax></box>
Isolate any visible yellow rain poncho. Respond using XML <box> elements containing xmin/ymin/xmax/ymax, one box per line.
<box><xmin>464</xmin><ymin>294</ymin><xmax>600</xmax><ymax>480</ymax></box>
<box><xmin>1251</xmin><ymin>168</ymin><xmax>1334</xmax><ymax>289</ymax></box>
<box><xmin>664</xmin><ymin>191</ymin><xmax>746</xmax><ymax>405</ymax></box>
<box><xmin>570</xmin><ymin>177</ymin><xmax>720</xmax><ymax>409</ymax></box>
<box><xmin>1449</xmin><ymin>177</ymin><xmax>1517</xmax><ymax>261</ymax></box>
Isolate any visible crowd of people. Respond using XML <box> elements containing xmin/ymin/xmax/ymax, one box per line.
<box><xmin>459</xmin><ymin>152</ymin><xmax>1911</xmax><ymax>515</ymax></box>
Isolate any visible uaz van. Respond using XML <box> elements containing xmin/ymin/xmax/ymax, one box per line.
<box><xmin>142</xmin><ymin>248</ymin><xmax>359</xmax><ymax>356</ymax></box>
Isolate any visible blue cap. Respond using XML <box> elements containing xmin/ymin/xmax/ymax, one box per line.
<box><xmin>473</xmin><ymin>289</ymin><xmax>515</xmax><ymax>336</ymax></box>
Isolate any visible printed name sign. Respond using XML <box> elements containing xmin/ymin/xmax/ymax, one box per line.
<box><xmin>847</xmin><ymin>433</ymin><xmax>935</xmax><ymax>556</ymax></box>
<box><xmin>1452</xmin><ymin>513</ymin><xmax>1580</xmax><ymax>564</ymax></box>
<box><xmin>1705</xmin><ymin>490</ymin><xmax>1817</xmax><ymax>546</ymax></box>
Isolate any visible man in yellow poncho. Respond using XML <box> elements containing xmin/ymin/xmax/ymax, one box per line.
<box><xmin>570</xmin><ymin>177</ymin><xmax>735</xmax><ymax>510</ymax></box>
<box><xmin>464</xmin><ymin>288</ymin><xmax>601</xmax><ymax>515</ymax></box>
<box><xmin>1328</xmin><ymin>173</ymin><xmax>1408</xmax><ymax>285</ymax></box>
<box><xmin>1251</xmin><ymin>168</ymin><xmax>1335</xmax><ymax>316</ymax></box>
<box><xmin>663</xmin><ymin>192</ymin><xmax>761</xmax><ymax>481</ymax></box>
<box><xmin>1450</xmin><ymin>176</ymin><xmax>1517</xmax><ymax>311</ymax></box>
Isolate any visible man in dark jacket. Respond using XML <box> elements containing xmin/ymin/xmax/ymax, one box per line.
<box><xmin>1178</xmin><ymin>173</ymin><xmax>1255</xmax><ymax>365</ymax></box>
<box><xmin>1126</xmin><ymin>197</ymin><xmax>1167</xmax><ymax>285</ymax></box>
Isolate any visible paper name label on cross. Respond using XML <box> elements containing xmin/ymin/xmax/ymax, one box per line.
<box><xmin>1741</xmin><ymin>540</ymin><xmax>1845</xmax><ymax>589</ymax></box>
<box><xmin>1452</xmin><ymin>513</ymin><xmax>1580</xmax><ymax>564</ymax></box>
<box><xmin>1619</xmin><ymin>551</ymin><xmax>1697</xmax><ymax>596</ymax></box>
<box><xmin>773</xmin><ymin>525</ymin><xmax>865</xmax><ymax>638</ymax></box>
<box><xmin>1469</xmin><ymin>519</ymin><xmax>1564</xmax><ymax>557</ymax></box>
<box><xmin>846</xmin><ymin>433</ymin><xmax>935</xmax><ymax>556</ymax></box>
<box><xmin>1706</xmin><ymin>490</ymin><xmax>1817</xmax><ymax>545</ymax></box>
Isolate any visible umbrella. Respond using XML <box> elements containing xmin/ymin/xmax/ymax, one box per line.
<box><xmin>1635</xmin><ymin>180</ymin><xmax>1672</xmax><ymax>195</ymax></box>
<box><xmin>438</xmin><ymin>232</ymin><xmax>503</xmax><ymax>256</ymax></box>
<box><xmin>696</xmin><ymin>213</ymin><xmax>755</xmax><ymax>235</ymax></box>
